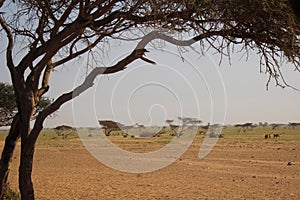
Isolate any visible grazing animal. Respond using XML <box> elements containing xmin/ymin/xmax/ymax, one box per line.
<box><xmin>264</xmin><ymin>134</ymin><xmax>271</xmax><ymax>139</ymax></box>
<box><xmin>274</xmin><ymin>133</ymin><xmax>280</xmax><ymax>138</ymax></box>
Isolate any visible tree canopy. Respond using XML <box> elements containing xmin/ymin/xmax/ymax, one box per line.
<box><xmin>0</xmin><ymin>0</ymin><xmax>299</xmax><ymax>89</ymax></box>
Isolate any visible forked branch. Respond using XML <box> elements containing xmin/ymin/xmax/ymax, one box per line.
<box><xmin>28</xmin><ymin>26</ymin><xmax>300</xmax><ymax>145</ymax></box>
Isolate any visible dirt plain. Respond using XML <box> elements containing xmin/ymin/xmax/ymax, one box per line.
<box><xmin>1</xmin><ymin>127</ymin><xmax>300</xmax><ymax>200</ymax></box>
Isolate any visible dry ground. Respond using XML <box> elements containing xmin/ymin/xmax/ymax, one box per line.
<box><xmin>1</xmin><ymin>127</ymin><xmax>300</xmax><ymax>199</ymax></box>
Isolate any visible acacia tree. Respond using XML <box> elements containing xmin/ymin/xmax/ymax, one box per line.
<box><xmin>0</xmin><ymin>82</ymin><xmax>51</xmax><ymax>198</ymax></box>
<box><xmin>0</xmin><ymin>82</ymin><xmax>51</xmax><ymax>127</ymax></box>
<box><xmin>0</xmin><ymin>0</ymin><xmax>299</xmax><ymax>199</ymax></box>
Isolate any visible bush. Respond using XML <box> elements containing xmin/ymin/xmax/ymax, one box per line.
<box><xmin>3</xmin><ymin>185</ymin><xmax>20</xmax><ymax>200</ymax></box>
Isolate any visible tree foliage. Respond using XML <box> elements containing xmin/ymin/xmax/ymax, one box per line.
<box><xmin>0</xmin><ymin>83</ymin><xmax>52</xmax><ymax>126</ymax></box>
<box><xmin>0</xmin><ymin>0</ymin><xmax>299</xmax><ymax>199</ymax></box>
<box><xmin>1</xmin><ymin>0</ymin><xmax>299</xmax><ymax>87</ymax></box>
<box><xmin>0</xmin><ymin>83</ymin><xmax>15</xmax><ymax>126</ymax></box>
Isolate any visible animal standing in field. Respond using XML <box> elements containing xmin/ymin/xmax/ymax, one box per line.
<box><xmin>264</xmin><ymin>134</ymin><xmax>271</xmax><ymax>139</ymax></box>
<box><xmin>273</xmin><ymin>133</ymin><xmax>280</xmax><ymax>138</ymax></box>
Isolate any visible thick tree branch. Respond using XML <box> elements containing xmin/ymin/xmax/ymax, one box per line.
<box><xmin>27</xmin><ymin>47</ymin><xmax>147</xmax><ymax>146</ymax></box>
<box><xmin>17</xmin><ymin>19</ymin><xmax>88</xmax><ymax>74</ymax></box>
<box><xmin>0</xmin><ymin>113</ymin><xmax>20</xmax><ymax>198</ymax></box>
<box><xmin>24</xmin><ymin>25</ymin><xmax>86</xmax><ymax>95</ymax></box>
<box><xmin>51</xmin><ymin>0</ymin><xmax>81</xmax><ymax>38</ymax></box>
<box><xmin>0</xmin><ymin>0</ymin><xmax>6</xmax><ymax>8</ymax></box>
<box><xmin>0</xmin><ymin>15</ymin><xmax>15</xmax><ymax>72</ymax></box>
<box><xmin>52</xmin><ymin>35</ymin><xmax>106</xmax><ymax>68</ymax></box>
<box><xmin>28</xmin><ymin>30</ymin><xmax>226</xmax><ymax>145</ymax></box>
<box><xmin>88</xmin><ymin>0</ymin><xmax>119</xmax><ymax>20</ymax></box>
<box><xmin>28</xmin><ymin>25</ymin><xmax>300</xmax><ymax>146</ymax></box>
<box><xmin>37</xmin><ymin>61</ymin><xmax>53</xmax><ymax>98</ymax></box>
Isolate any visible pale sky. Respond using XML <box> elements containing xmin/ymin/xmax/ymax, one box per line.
<box><xmin>1</xmin><ymin>38</ymin><xmax>300</xmax><ymax>128</ymax></box>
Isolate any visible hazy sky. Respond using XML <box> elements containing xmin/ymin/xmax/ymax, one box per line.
<box><xmin>1</xmin><ymin>38</ymin><xmax>300</xmax><ymax>128</ymax></box>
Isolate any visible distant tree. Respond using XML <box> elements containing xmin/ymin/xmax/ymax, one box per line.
<box><xmin>270</xmin><ymin>123</ymin><xmax>280</xmax><ymax>130</ymax></box>
<box><xmin>165</xmin><ymin>120</ymin><xmax>174</xmax><ymax>125</ymax></box>
<box><xmin>0</xmin><ymin>83</ymin><xmax>51</xmax><ymax>126</ymax></box>
<box><xmin>54</xmin><ymin>125</ymin><xmax>76</xmax><ymax>139</ymax></box>
<box><xmin>288</xmin><ymin>122</ymin><xmax>300</xmax><ymax>128</ymax></box>
<box><xmin>165</xmin><ymin>119</ymin><xmax>179</xmax><ymax>136</ymax></box>
<box><xmin>0</xmin><ymin>83</ymin><xmax>15</xmax><ymax>127</ymax></box>
<box><xmin>0</xmin><ymin>0</ymin><xmax>299</xmax><ymax>199</ymax></box>
<box><xmin>234</xmin><ymin>122</ymin><xmax>253</xmax><ymax>133</ymax></box>
<box><xmin>135</xmin><ymin>123</ymin><xmax>145</xmax><ymax>132</ymax></box>
<box><xmin>178</xmin><ymin>117</ymin><xmax>202</xmax><ymax>127</ymax></box>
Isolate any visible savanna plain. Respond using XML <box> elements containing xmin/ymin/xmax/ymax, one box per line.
<box><xmin>0</xmin><ymin>126</ymin><xmax>299</xmax><ymax>200</ymax></box>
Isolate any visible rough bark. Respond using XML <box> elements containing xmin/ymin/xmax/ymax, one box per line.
<box><xmin>17</xmin><ymin>95</ymin><xmax>35</xmax><ymax>200</ymax></box>
<box><xmin>19</xmin><ymin>142</ymin><xmax>34</xmax><ymax>200</ymax></box>
<box><xmin>0</xmin><ymin>115</ymin><xmax>20</xmax><ymax>198</ymax></box>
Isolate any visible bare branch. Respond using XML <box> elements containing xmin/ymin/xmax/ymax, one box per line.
<box><xmin>28</xmin><ymin>29</ymin><xmax>228</xmax><ymax>143</ymax></box>
<box><xmin>52</xmin><ymin>34</ymin><xmax>106</xmax><ymax>68</ymax></box>
<box><xmin>0</xmin><ymin>15</ymin><xmax>15</xmax><ymax>72</ymax></box>
<box><xmin>37</xmin><ymin>61</ymin><xmax>53</xmax><ymax>98</ymax></box>
<box><xmin>51</xmin><ymin>0</ymin><xmax>81</xmax><ymax>38</ymax></box>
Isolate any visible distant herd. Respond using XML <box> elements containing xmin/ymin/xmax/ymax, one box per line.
<box><xmin>264</xmin><ymin>133</ymin><xmax>281</xmax><ymax>139</ymax></box>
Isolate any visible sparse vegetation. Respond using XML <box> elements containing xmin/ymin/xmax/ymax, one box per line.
<box><xmin>1</xmin><ymin>125</ymin><xmax>299</xmax><ymax>199</ymax></box>
<box><xmin>3</xmin><ymin>186</ymin><xmax>20</xmax><ymax>200</ymax></box>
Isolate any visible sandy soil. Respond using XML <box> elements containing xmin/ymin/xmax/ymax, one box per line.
<box><xmin>3</xmin><ymin>133</ymin><xmax>300</xmax><ymax>200</ymax></box>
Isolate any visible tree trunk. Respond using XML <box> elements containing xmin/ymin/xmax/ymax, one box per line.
<box><xmin>17</xmin><ymin>95</ymin><xmax>36</xmax><ymax>200</ymax></box>
<box><xmin>19</xmin><ymin>141</ymin><xmax>35</xmax><ymax>200</ymax></box>
<box><xmin>0</xmin><ymin>115</ymin><xmax>20</xmax><ymax>198</ymax></box>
